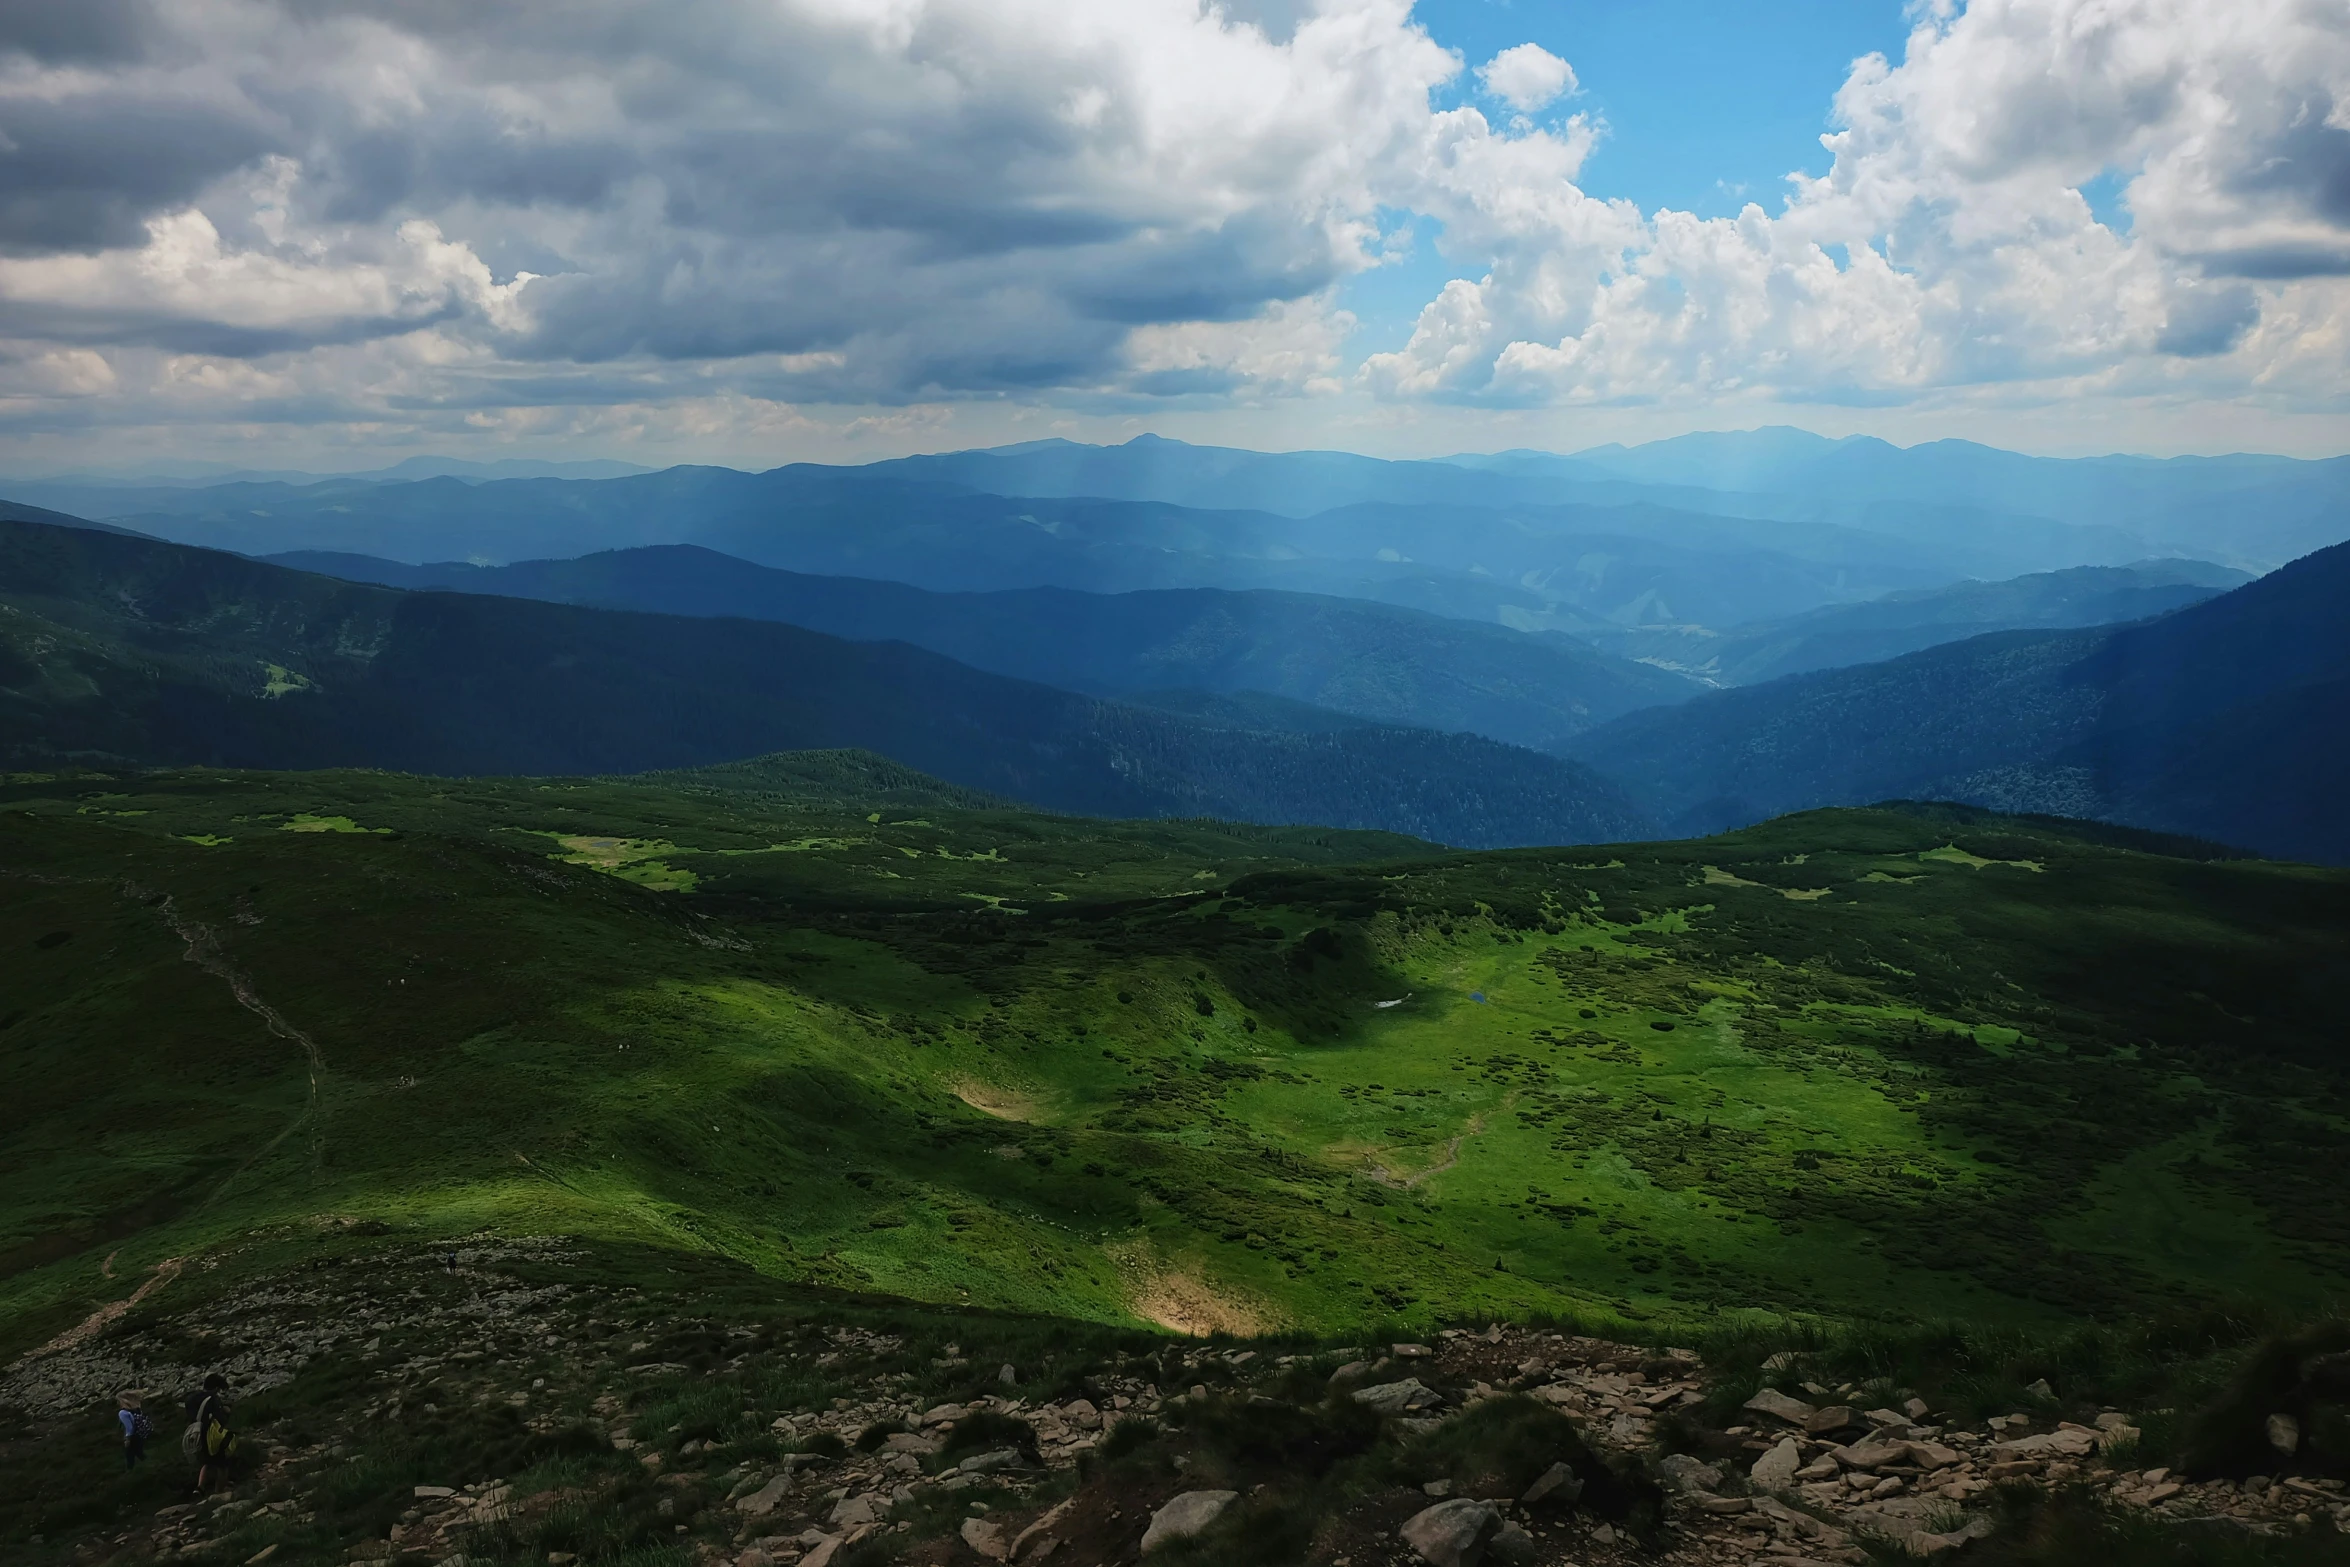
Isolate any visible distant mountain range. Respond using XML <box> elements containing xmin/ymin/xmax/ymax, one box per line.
<box><xmin>262</xmin><ymin>544</ymin><xmax>1698</xmax><ymax>751</ymax></box>
<box><xmin>1567</xmin><ymin>539</ymin><xmax>2350</xmax><ymax>862</ymax></box>
<box><xmin>865</xmin><ymin>430</ymin><xmax>2346</xmax><ymax>571</ymax></box>
<box><xmin>0</xmin><ymin>517</ymin><xmax>1653</xmax><ymax>849</ymax></box>
<box><xmin>7</xmin><ymin>455</ymin><xmax>652</xmax><ymax>489</ymax></box>
<box><xmin>0</xmin><ymin>465</ymin><xmax>2212</xmax><ymax>642</ymax></box>
<box><xmin>1588</xmin><ymin>560</ymin><xmax>2248</xmax><ymax>686</ymax></box>
<box><xmin>2</xmin><ymin>428</ymin><xmax>2342</xmax><ymax>865</ymax></box>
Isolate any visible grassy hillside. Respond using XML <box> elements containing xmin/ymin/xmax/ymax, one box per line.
<box><xmin>6</xmin><ymin>762</ymin><xmax>2347</xmax><ymax>1366</ymax></box>
<box><xmin>0</xmin><ymin>516</ymin><xmax>1653</xmax><ymax>849</ymax></box>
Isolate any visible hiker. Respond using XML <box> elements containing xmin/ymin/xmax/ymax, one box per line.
<box><xmin>187</xmin><ymin>1374</ymin><xmax>239</xmax><ymax>1493</ymax></box>
<box><xmin>116</xmin><ymin>1392</ymin><xmax>152</xmax><ymax>1469</ymax></box>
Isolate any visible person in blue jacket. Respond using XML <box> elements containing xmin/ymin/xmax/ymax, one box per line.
<box><xmin>116</xmin><ymin>1391</ymin><xmax>153</xmax><ymax>1469</ymax></box>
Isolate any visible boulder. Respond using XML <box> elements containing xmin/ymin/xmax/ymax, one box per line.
<box><xmin>1654</xmin><ymin>1453</ymin><xmax>1720</xmax><ymax>1495</ymax></box>
<box><xmin>1751</xmin><ymin>1436</ymin><xmax>1802</xmax><ymax>1488</ymax></box>
<box><xmin>1488</xmin><ymin>1522</ymin><xmax>1536</xmax><ymax>1564</ymax></box>
<box><xmin>1990</xmin><ymin>1428</ymin><xmax>2096</xmax><ymax>1460</ymax></box>
<box><xmin>2268</xmin><ymin>1414</ymin><xmax>2301</xmax><ymax>1457</ymax></box>
<box><xmin>959</xmin><ymin>1447</ymin><xmax>1026</xmax><ymax>1475</ymax></box>
<box><xmin>1011</xmin><ymin>1497</ymin><xmax>1078</xmax><ymax>1561</ymax></box>
<box><xmin>1805</xmin><ymin>1405</ymin><xmax>1859</xmax><ymax>1435</ymax></box>
<box><xmin>1400</xmin><ymin>1498</ymin><xmax>1502</xmax><ymax>1567</ymax></box>
<box><xmin>1915</xmin><ymin>1515</ymin><xmax>1996</xmax><ymax>1553</ymax></box>
<box><xmin>1830</xmin><ymin>1435</ymin><xmax>1909</xmax><ymax>1469</ymax></box>
<box><xmin>827</xmin><ymin>1494</ymin><xmax>883</xmax><ymax>1529</ymax></box>
<box><xmin>960</xmin><ymin>1518</ymin><xmax>1010</xmax><ymax>1561</ymax></box>
<box><xmin>1521</xmin><ymin>1460</ymin><xmax>1585</xmax><ymax>1506</ymax></box>
<box><xmin>737</xmin><ymin>1476</ymin><xmax>791</xmax><ymax>1515</ymax></box>
<box><xmin>1751</xmin><ymin>1494</ymin><xmax>1845</xmax><ymax>1546</ymax></box>
<box><xmin>1353</xmin><ymin>1379</ymin><xmax>1443</xmax><ymax>1415</ymax></box>
<box><xmin>1744</xmin><ymin>1388</ymin><xmax>1817</xmax><ymax>1425</ymax></box>
<box><xmin>1141</xmin><ymin>1490</ymin><xmax>1237</xmax><ymax>1553</ymax></box>
<box><xmin>1903</xmin><ymin>1440</ymin><xmax>1962</xmax><ymax>1470</ymax></box>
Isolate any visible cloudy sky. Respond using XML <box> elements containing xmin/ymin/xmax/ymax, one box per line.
<box><xmin>1</xmin><ymin>0</ymin><xmax>2346</xmax><ymax>472</ymax></box>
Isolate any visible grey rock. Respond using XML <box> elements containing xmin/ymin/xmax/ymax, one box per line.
<box><xmin>1141</xmin><ymin>1490</ymin><xmax>1237</xmax><ymax>1553</ymax></box>
<box><xmin>1654</xmin><ymin>1454</ymin><xmax>1721</xmax><ymax>1495</ymax></box>
<box><xmin>1750</xmin><ymin>1436</ymin><xmax>1802</xmax><ymax>1488</ymax></box>
<box><xmin>958</xmin><ymin>1447</ymin><xmax>1024</xmax><ymax>1475</ymax></box>
<box><xmin>1805</xmin><ymin>1405</ymin><xmax>1859</xmax><ymax>1434</ymax></box>
<box><xmin>1522</xmin><ymin>1460</ymin><xmax>1585</xmax><ymax>1506</ymax></box>
<box><xmin>1830</xmin><ymin>1435</ymin><xmax>1909</xmax><ymax>1469</ymax></box>
<box><xmin>1352</xmin><ymin>1378</ymin><xmax>1443</xmax><ymax>1415</ymax></box>
<box><xmin>1743</xmin><ymin>1387</ymin><xmax>1816</xmax><ymax>1425</ymax></box>
<box><xmin>1400</xmin><ymin>1498</ymin><xmax>1502</xmax><ymax>1567</ymax></box>
<box><xmin>2268</xmin><ymin>1414</ymin><xmax>2301</xmax><ymax>1457</ymax></box>
<box><xmin>1488</xmin><ymin>1521</ymin><xmax>1536</xmax><ymax>1563</ymax></box>
<box><xmin>960</xmin><ymin>1517</ymin><xmax>1010</xmax><ymax>1561</ymax></box>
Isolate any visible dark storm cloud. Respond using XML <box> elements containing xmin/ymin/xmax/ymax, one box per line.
<box><xmin>0</xmin><ymin>0</ymin><xmax>1405</xmax><ymax>398</ymax></box>
<box><xmin>0</xmin><ymin>0</ymin><xmax>156</xmax><ymax>65</ymax></box>
<box><xmin>2155</xmin><ymin>282</ymin><xmax>2260</xmax><ymax>355</ymax></box>
<box><xmin>0</xmin><ymin>89</ymin><xmax>279</xmax><ymax>254</ymax></box>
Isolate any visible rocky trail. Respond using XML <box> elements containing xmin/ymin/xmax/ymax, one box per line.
<box><xmin>3</xmin><ymin>1241</ymin><xmax>2342</xmax><ymax>1567</ymax></box>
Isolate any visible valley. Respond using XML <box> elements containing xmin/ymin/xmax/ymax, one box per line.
<box><xmin>4</xmin><ymin>762</ymin><xmax>2349</xmax><ymax>1565</ymax></box>
<box><xmin>4</xmin><ymin>432</ymin><xmax>2347</xmax><ymax>1567</ymax></box>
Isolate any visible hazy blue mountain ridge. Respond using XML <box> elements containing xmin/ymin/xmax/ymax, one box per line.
<box><xmin>258</xmin><ymin>544</ymin><xmax>1700</xmax><ymax>752</ymax></box>
<box><xmin>1568</xmin><ymin>428</ymin><xmax>2350</xmax><ymax>569</ymax></box>
<box><xmin>0</xmin><ymin>516</ymin><xmax>1653</xmax><ymax>849</ymax></box>
<box><xmin>30</xmin><ymin>468</ymin><xmax>2029</xmax><ymax>633</ymax></box>
<box><xmin>1567</xmin><ymin>539</ymin><xmax>2350</xmax><ymax>862</ymax></box>
<box><xmin>1591</xmin><ymin>560</ymin><xmax>2249</xmax><ymax>686</ymax></box>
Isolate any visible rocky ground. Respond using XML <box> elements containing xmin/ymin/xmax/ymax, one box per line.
<box><xmin>3</xmin><ymin>1240</ymin><xmax>2344</xmax><ymax>1566</ymax></box>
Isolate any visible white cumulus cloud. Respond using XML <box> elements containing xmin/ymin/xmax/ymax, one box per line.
<box><xmin>1476</xmin><ymin>43</ymin><xmax>1578</xmax><ymax>114</ymax></box>
<box><xmin>0</xmin><ymin>0</ymin><xmax>2338</xmax><ymax>455</ymax></box>
<box><xmin>1368</xmin><ymin>0</ymin><xmax>2350</xmax><ymax>413</ymax></box>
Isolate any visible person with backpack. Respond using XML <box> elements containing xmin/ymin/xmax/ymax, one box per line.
<box><xmin>116</xmin><ymin>1391</ymin><xmax>153</xmax><ymax>1469</ymax></box>
<box><xmin>187</xmin><ymin>1374</ymin><xmax>239</xmax><ymax>1493</ymax></box>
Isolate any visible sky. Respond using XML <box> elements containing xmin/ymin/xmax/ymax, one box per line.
<box><xmin>0</xmin><ymin>0</ymin><xmax>2346</xmax><ymax>475</ymax></box>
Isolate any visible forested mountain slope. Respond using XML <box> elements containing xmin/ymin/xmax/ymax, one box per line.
<box><xmin>1569</xmin><ymin>540</ymin><xmax>2350</xmax><ymax>861</ymax></box>
<box><xmin>266</xmin><ymin>544</ymin><xmax>1696</xmax><ymax>750</ymax></box>
<box><xmin>0</xmin><ymin>517</ymin><xmax>1650</xmax><ymax>848</ymax></box>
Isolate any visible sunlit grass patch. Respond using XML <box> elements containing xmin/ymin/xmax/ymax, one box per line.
<box><xmin>1921</xmin><ymin>843</ymin><xmax>2045</xmax><ymax>872</ymax></box>
<box><xmin>259</xmin><ymin>661</ymin><xmax>312</xmax><ymax>698</ymax></box>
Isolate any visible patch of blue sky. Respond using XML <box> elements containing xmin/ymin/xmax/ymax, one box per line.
<box><xmin>2076</xmin><ymin>168</ymin><xmax>2133</xmax><ymax>234</ymax></box>
<box><xmin>1411</xmin><ymin>0</ymin><xmax>1916</xmax><ymax>217</ymax></box>
<box><xmin>1339</xmin><ymin>208</ymin><xmax>1469</xmax><ymax>357</ymax></box>
<box><xmin>1339</xmin><ymin>2</ymin><xmax>1917</xmax><ymax>353</ymax></box>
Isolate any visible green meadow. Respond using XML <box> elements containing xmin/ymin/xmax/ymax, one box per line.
<box><xmin>4</xmin><ymin>756</ymin><xmax>2347</xmax><ymax>1357</ymax></box>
